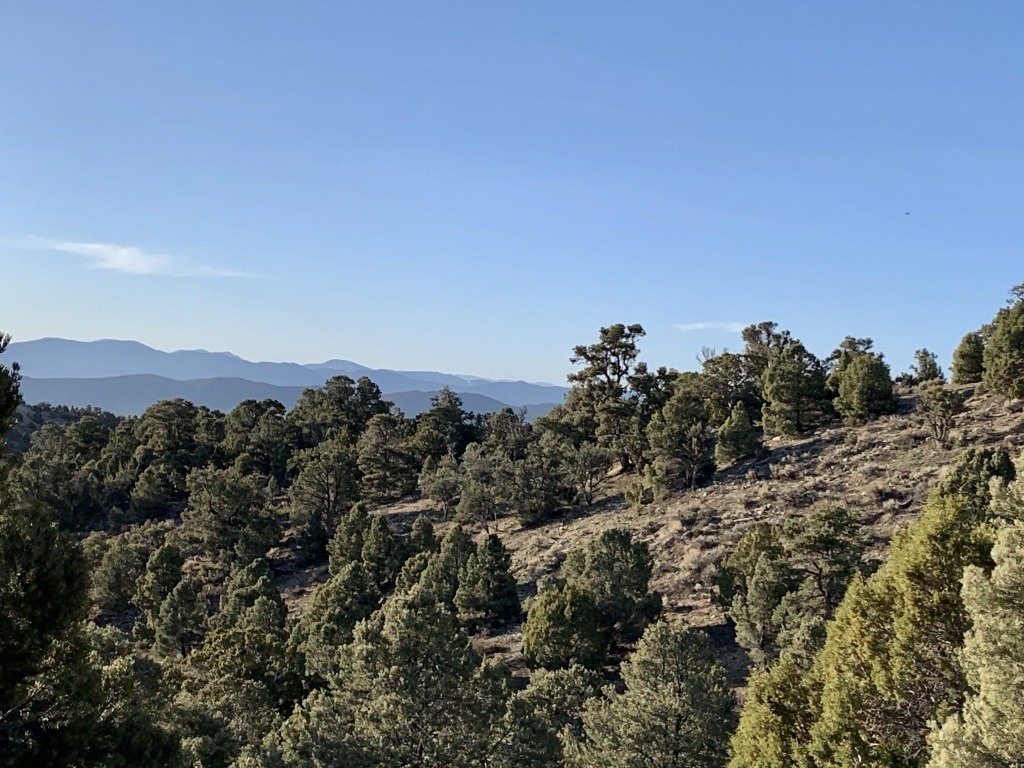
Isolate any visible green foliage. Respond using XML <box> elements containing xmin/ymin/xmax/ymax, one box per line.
<box><xmin>982</xmin><ymin>298</ymin><xmax>1024</xmax><ymax>398</ymax></box>
<box><xmin>562</xmin><ymin>441</ymin><xmax>613</xmax><ymax>506</ymax></box>
<box><xmin>222</xmin><ymin>398</ymin><xmax>295</xmax><ymax>486</ymax></box>
<box><xmin>356</xmin><ymin>412</ymin><xmax>418</xmax><ymax>502</ymax></box>
<box><xmin>911</xmin><ymin>348</ymin><xmax>946</xmax><ymax>385</ymax></box>
<box><xmin>287</xmin><ymin>435</ymin><xmax>359</xmax><ymax>559</ymax></box>
<box><xmin>523</xmin><ymin>583</ymin><xmax>608</xmax><ymax>670</ymax></box>
<box><xmin>762</xmin><ymin>343</ymin><xmax>831</xmax><ymax>436</ymax></box>
<box><xmin>359</xmin><ymin>513</ymin><xmax>405</xmax><ymax>591</ymax></box>
<box><xmin>91</xmin><ymin>533</ymin><xmax>149</xmax><ymax>614</ymax></box>
<box><xmin>718</xmin><ymin>507</ymin><xmax>867</xmax><ymax>669</ymax></box>
<box><xmin>727</xmin><ymin>658</ymin><xmax>815</xmax><ymax>768</ymax></box>
<box><xmin>938</xmin><ymin>446</ymin><xmax>1016</xmax><ymax>511</ymax></box>
<box><xmin>416</xmin><ymin>525</ymin><xmax>475</xmax><ymax>608</ymax></box>
<box><xmin>455</xmin><ymin>533</ymin><xmax>521</xmax><ymax>631</ymax></box>
<box><xmin>418</xmin><ymin>453</ymin><xmax>462</xmax><ymax>517</ymax></box>
<box><xmin>0</xmin><ymin>332</ymin><xmax>23</xmax><ymax>437</ymax></box>
<box><xmin>716</xmin><ymin>402</ymin><xmax>762</xmax><ymax>465</ymax></box>
<box><xmin>288</xmin><ymin>561</ymin><xmax>380</xmax><ymax>687</ymax></box>
<box><xmin>495</xmin><ymin>665</ymin><xmax>600</xmax><ymax>768</ymax></box>
<box><xmin>832</xmin><ymin>351</ymin><xmax>897</xmax><ymax>425</ymax></box>
<box><xmin>562</xmin><ymin>528</ymin><xmax>662</xmax><ymax>643</ymax></box>
<box><xmin>951</xmin><ymin>331</ymin><xmax>985</xmax><ymax>384</ymax></box>
<box><xmin>918</xmin><ymin>383</ymin><xmax>969</xmax><ymax>447</ymax></box>
<box><xmin>806</xmin><ymin>485</ymin><xmax>1005</xmax><ymax>767</ymax></box>
<box><xmin>927</xmin><ymin>522</ymin><xmax>1024</xmax><ymax>767</ymax></box>
<box><xmin>700</xmin><ymin>351</ymin><xmax>761</xmax><ymax>429</ymax></box>
<box><xmin>408</xmin><ymin>512</ymin><xmax>437</xmax><ymax>554</ymax></box>
<box><xmin>411</xmin><ymin>386</ymin><xmax>480</xmax><ymax>462</ymax></box>
<box><xmin>0</xmin><ymin>493</ymin><xmax>89</xmax><ymax>715</ymax></box>
<box><xmin>567</xmin><ymin>623</ymin><xmax>736</xmax><ymax>768</ymax></box>
<box><xmin>133</xmin><ymin>542</ymin><xmax>184</xmax><ymax>644</ymax></box>
<box><xmin>279</xmin><ymin>586</ymin><xmax>508</xmax><ymax>768</ymax></box>
<box><xmin>289</xmin><ymin>374</ymin><xmax>390</xmax><ymax>449</ymax></box>
<box><xmin>178</xmin><ymin>465</ymin><xmax>278</xmax><ymax>568</ymax></box>
<box><xmin>153</xmin><ymin>577</ymin><xmax>207</xmax><ymax>660</ymax></box>
<box><xmin>646</xmin><ymin>380</ymin><xmax>716</xmax><ymax>490</ymax></box>
<box><xmin>326</xmin><ymin>501</ymin><xmax>372</xmax><ymax>574</ymax></box>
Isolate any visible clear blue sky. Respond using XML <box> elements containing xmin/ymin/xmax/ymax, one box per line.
<box><xmin>2</xmin><ymin>3</ymin><xmax>1022</xmax><ymax>382</ymax></box>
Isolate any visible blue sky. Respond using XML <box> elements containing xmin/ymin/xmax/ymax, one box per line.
<box><xmin>2</xmin><ymin>3</ymin><xmax>1022</xmax><ymax>383</ymax></box>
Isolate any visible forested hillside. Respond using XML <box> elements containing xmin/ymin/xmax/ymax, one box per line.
<box><xmin>2</xmin><ymin>284</ymin><xmax>1024</xmax><ymax>767</ymax></box>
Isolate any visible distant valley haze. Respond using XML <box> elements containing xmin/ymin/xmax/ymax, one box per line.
<box><xmin>9</xmin><ymin>337</ymin><xmax>568</xmax><ymax>418</ymax></box>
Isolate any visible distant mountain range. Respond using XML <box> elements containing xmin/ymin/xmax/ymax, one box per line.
<box><xmin>10</xmin><ymin>339</ymin><xmax>568</xmax><ymax>418</ymax></box>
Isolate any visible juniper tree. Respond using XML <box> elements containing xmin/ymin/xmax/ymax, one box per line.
<box><xmin>281</xmin><ymin>586</ymin><xmax>508</xmax><ymax>768</ymax></box>
<box><xmin>562</xmin><ymin>528</ymin><xmax>662</xmax><ymax>644</ymax></box>
<box><xmin>927</xmin><ymin>522</ymin><xmax>1024</xmax><ymax>767</ymax></box>
<box><xmin>418</xmin><ymin>453</ymin><xmax>462</xmax><ymax>518</ymax></box>
<box><xmin>356</xmin><ymin>412</ymin><xmax>419</xmax><ymax>502</ymax></box>
<box><xmin>326</xmin><ymin>501</ymin><xmax>372</xmax><ymax>574</ymax></box>
<box><xmin>416</xmin><ymin>525</ymin><xmax>475</xmax><ymax>608</ymax></box>
<box><xmin>918</xmin><ymin>383</ymin><xmax>968</xmax><ymax>447</ymax></box>
<box><xmin>133</xmin><ymin>542</ymin><xmax>184</xmax><ymax>643</ymax></box>
<box><xmin>951</xmin><ymin>330</ymin><xmax>985</xmax><ymax>384</ymax></box>
<box><xmin>455</xmin><ymin>533</ymin><xmax>521</xmax><ymax>631</ymax></box>
<box><xmin>982</xmin><ymin>297</ymin><xmax>1024</xmax><ymax>398</ymax></box>
<box><xmin>359</xmin><ymin>514</ymin><xmax>404</xmax><ymax>591</ymax></box>
<box><xmin>288</xmin><ymin>561</ymin><xmax>380</xmax><ymax>687</ymax></box>
<box><xmin>761</xmin><ymin>343</ymin><xmax>831</xmax><ymax>435</ymax></box>
<box><xmin>832</xmin><ymin>351</ymin><xmax>897</xmax><ymax>425</ymax></box>
<box><xmin>562</xmin><ymin>441</ymin><xmax>613</xmax><ymax>506</ymax></box>
<box><xmin>153</xmin><ymin>577</ymin><xmax>207</xmax><ymax>660</ymax></box>
<box><xmin>910</xmin><ymin>348</ymin><xmax>945</xmax><ymax>385</ymax></box>
<box><xmin>715</xmin><ymin>402</ymin><xmax>761</xmax><ymax>465</ymax></box>
<box><xmin>522</xmin><ymin>583</ymin><xmax>608</xmax><ymax>671</ymax></box>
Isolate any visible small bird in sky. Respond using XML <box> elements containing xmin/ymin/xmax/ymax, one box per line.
<box><xmin>905</xmin><ymin>212</ymin><xmax>910</xmax><ymax>215</ymax></box>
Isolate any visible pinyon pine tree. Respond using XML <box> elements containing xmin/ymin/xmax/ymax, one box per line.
<box><xmin>567</xmin><ymin>622</ymin><xmax>735</xmax><ymax>768</ymax></box>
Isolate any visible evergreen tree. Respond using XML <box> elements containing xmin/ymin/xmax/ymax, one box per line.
<box><xmin>359</xmin><ymin>513</ymin><xmax>404</xmax><ymax>591</ymax></box>
<box><xmin>727</xmin><ymin>658</ymin><xmax>815</xmax><ymax>768</ymax></box>
<box><xmin>288</xmin><ymin>561</ymin><xmax>380</xmax><ymax>687</ymax></box>
<box><xmin>562</xmin><ymin>441</ymin><xmax>613</xmax><ymax>506</ymax></box>
<box><xmin>910</xmin><ymin>348</ymin><xmax>945</xmax><ymax>385</ymax></box>
<box><xmin>567</xmin><ymin>623</ymin><xmax>736</xmax><ymax>768</ymax></box>
<box><xmin>982</xmin><ymin>298</ymin><xmax>1024</xmax><ymax>398</ymax></box>
<box><xmin>495</xmin><ymin>666</ymin><xmax>600</xmax><ymax>768</ymax></box>
<box><xmin>0</xmin><ymin>332</ymin><xmax>22</xmax><ymax>437</ymax></box>
<box><xmin>455</xmin><ymin>533</ymin><xmax>521</xmax><ymax>631</ymax></box>
<box><xmin>153</xmin><ymin>577</ymin><xmax>207</xmax><ymax>659</ymax></box>
<box><xmin>179</xmin><ymin>465</ymin><xmax>278</xmax><ymax>568</ymax></box>
<box><xmin>408</xmin><ymin>513</ymin><xmax>438</xmax><ymax>554</ymax></box>
<box><xmin>416</xmin><ymin>525</ymin><xmax>475</xmax><ymax>608</ymax></box>
<box><xmin>715</xmin><ymin>402</ymin><xmax>762</xmax><ymax>465</ymax></box>
<box><xmin>562</xmin><ymin>528</ymin><xmax>662</xmax><ymax>643</ymax></box>
<box><xmin>0</xmin><ymin>494</ymin><xmax>91</xmax><ymax>753</ymax></box>
<box><xmin>951</xmin><ymin>330</ymin><xmax>985</xmax><ymax>384</ymax></box>
<box><xmin>356</xmin><ymin>412</ymin><xmax>418</xmax><ymax>502</ymax></box>
<box><xmin>418</xmin><ymin>453</ymin><xmax>462</xmax><ymax>518</ymax></box>
<box><xmin>280</xmin><ymin>586</ymin><xmax>508</xmax><ymax>768</ymax></box>
<box><xmin>411</xmin><ymin>386</ymin><xmax>479</xmax><ymax>462</ymax></box>
<box><xmin>918</xmin><ymin>383</ymin><xmax>968</xmax><ymax>447</ymax></box>
<box><xmin>927</xmin><ymin>522</ymin><xmax>1024</xmax><ymax>767</ymax></box>
<box><xmin>762</xmin><ymin>343</ymin><xmax>831</xmax><ymax>436</ymax></box>
<box><xmin>133</xmin><ymin>542</ymin><xmax>184</xmax><ymax>644</ymax></box>
<box><xmin>806</xmin><ymin>480</ymin><xmax>1008</xmax><ymax>767</ymax></box>
<box><xmin>91</xmin><ymin>533</ymin><xmax>149</xmax><ymax>614</ymax></box>
<box><xmin>287</xmin><ymin>436</ymin><xmax>359</xmax><ymax>559</ymax></box>
<box><xmin>522</xmin><ymin>583</ymin><xmax>608</xmax><ymax>670</ymax></box>
<box><xmin>646</xmin><ymin>384</ymin><xmax>716</xmax><ymax>490</ymax></box>
<box><xmin>832</xmin><ymin>351</ymin><xmax>897</xmax><ymax>425</ymax></box>
<box><xmin>326</xmin><ymin>501</ymin><xmax>372</xmax><ymax>574</ymax></box>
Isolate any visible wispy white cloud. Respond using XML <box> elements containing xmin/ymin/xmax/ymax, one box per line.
<box><xmin>18</xmin><ymin>237</ymin><xmax>250</xmax><ymax>277</ymax></box>
<box><xmin>675</xmin><ymin>321</ymin><xmax>747</xmax><ymax>334</ymax></box>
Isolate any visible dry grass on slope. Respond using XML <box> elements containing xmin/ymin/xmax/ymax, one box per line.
<box><xmin>282</xmin><ymin>388</ymin><xmax>1024</xmax><ymax>678</ymax></box>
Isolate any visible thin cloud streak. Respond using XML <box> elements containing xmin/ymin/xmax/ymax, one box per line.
<box><xmin>675</xmin><ymin>321</ymin><xmax>747</xmax><ymax>334</ymax></box>
<box><xmin>23</xmin><ymin>237</ymin><xmax>252</xmax><ymax>277</ymax></box>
